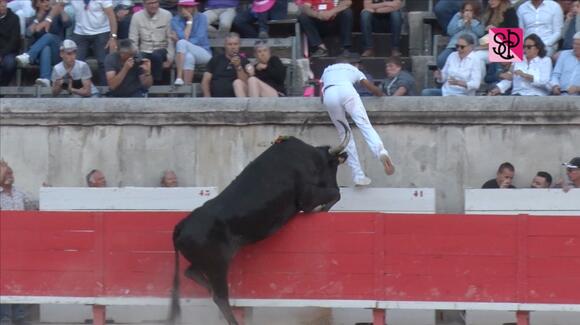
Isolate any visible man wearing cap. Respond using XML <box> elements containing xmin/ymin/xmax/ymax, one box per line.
<box><xmin>105</xmin><ymin>38</ymin><xmax>153</xmax><ymax>97</ymax></box>
<box><xmin>561</xmin><ymin>157</ymin><xmax>580</xmax><ymax>190</ymax></box>
<box><xmin>233</xmin><ymin>0</ymin><xmax>288</xmax><ymax>39</ymax></box>
<box><xmin>52</xmin><ymin>39</ymin><xmax>100</xmax><ymax>97</ymax></box>
<box><xmin>70</xmin><ymin>0</ymin><xmax>118</xmax><ymax>86</ymax></box>
<box><xmin>202</xmin><ymin>0</ymin><xmax>239</xmax><ymax>38</ymax></box>
<box><xmin>129</xmin><ymin>0</ymin><xmax>174</xmax><ymax>84</ymax></box>
<box><xmin>320</xmin><ymin>55</ymin><xmax>395</xmax><ymax>186</ymax></box>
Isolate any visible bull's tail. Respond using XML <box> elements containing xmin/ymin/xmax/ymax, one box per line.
<box><xmin>168</xmin><ymin>229</ymin><xmax>181</xmax><ymax>324</ymax></box>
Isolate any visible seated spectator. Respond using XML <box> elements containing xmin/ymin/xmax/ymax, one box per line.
<box><xmin>235</xmin><ymin>40</ymin><xmax>286</xmax><ymax>97</ymax></box>
<box><xmin>160</xmin><ymin>0</ymin><xmax>179</xmax><ymax>15</ymax></box>
<box><xmin>203</xmin><ymin>0</ymin><xmax>239</xmax><ymax>38</ymax></box>
<box><xmin>531</xmin><ymin>171</ymin><xmax>552</xmax><ymax>188</ymax></box>
<box><xmin>201</xmin><ymin>32</ymin><xmax>250</xmax><ymax>97</ymax></box>
<box><xmin>6</xmin><ymin>0</ymin><xmax>34</xmax><ymax>36</ymax></box>
<box><xmin>129</xmin><ymin>0</ymin><xmax>174</xmax><ymax>84</ymax></box>
<box><xmin>562</xmin><ymin>0</ymin><xmax>579</xmax><ymax>50</ymax></box>
<box><xmin>422</xmin><ymin>34</ymin><xmax>482</xmax><ymax>96</ymax></box>
<box><xmin>482</xmin><ymin>162</ymin><xmax>516</xmax><ymax>188</ymax></box>
<box><xmin>360</xmin><ymin>0</ymin><xmax>403</xmax><ymax>57</ymax></box>
<box><xmin>16</xmin><ymin>0</ymin><xmax>71</xmax><ymax>87</ymax></box>
<box><xmin>105</xmin><ymin>39</ymin><xmax>153</xmax><ymax>97</ymax></box>
<box><xmin>161</xmin><ymin>170</ymin><xmax>178</xmax><ymax>187</ymax></box>
<box><xmin>518</xmin><ymin>0</ymin><xmax>564</xmax><ymax>57</ymax></box>
<box><xmin>115</xmin><ymin>0</ymin><xmax>134</xmax><ymax>40</ymax></box>
<box><xmin>550</xmin><ymin>31</ymin><xmax>580</xmax><ymax>95</ymax></box>
<box><xmin>437</xmin><ymin>0</ymin><xmax>484</xmax><ymax>69</ymax></box>
<box><xmin>233</xmin><ymin>0</ymin><xmax>288</xmax><ymax>39</ymax></box>
<box><xmin>86</xmin><ymin>169</ymin><xmax>107</xmax><ymax>187</ymax></box>
<box><xmin>70</xmin><ymin>0</ymin><xmax>118</xmax><ymax>86</ymax></box>
<box><xmin>352</xmin><ymin>58</ymin><xmax>376</xmax><ymax>97</ymax></box>
<box><xmin>561</xmin><ymin>156</ymin><xmax>580</xmax><ymax>189</ymax></box>
<box><xmin>52</xmin><ymin>40</ymin><xmax>100</xmax><ymax>97</ymax></box>
<box><xmin>434</xmin><ymin>0</ymin><xmax>464</xmax><ymax>33</ymax></box>
<box><xmin>381</xmin><ymin>56</ymin><xmax>416</xmax><ymax>96</ymax></box>
<box><xmin>172</xmin><ymin>0</ymin><xmax>212</xmax><ymax>86</ymax></box>
<box><xmin>297</xmin><ymin>0</ymin><xmax>354</xmax><ymax>57</ymax></box>
<box><xmin>0</xmin><ymin>0</ymin><xmax>21</xmax><ymax>86</ymax></box>
<box><xmin>488</xmin><ymin>34</ymin><xmax>552</xmax><ymax>96</ymax></box>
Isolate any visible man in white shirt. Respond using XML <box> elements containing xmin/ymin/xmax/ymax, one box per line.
<box><xmin>321</xmin><ymin>56</ymin><xmax>395</xmax><ymax>186</ymax></box>
<box><xmin>518</xmin><ymin>0</ymin><xmax>564</xmax><ymax>56</ymax></box>
<box><xmin>51</xmin><ymin>40</ymin><xmax>100</xmax><ymax>97</ymax></box>
<box><xmin>71</xmin><ymin>0</ymin><xmax>118</xmax><ymax>85</ymax></box>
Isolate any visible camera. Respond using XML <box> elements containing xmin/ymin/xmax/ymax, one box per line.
<box><xmin>133</xmin><ymin>55</ymin><xmax>143</xmax><ymax>66</ymax></box>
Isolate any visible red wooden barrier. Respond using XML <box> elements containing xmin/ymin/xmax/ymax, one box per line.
<box><xmin>1</xmin><ymin>211</ymin><xmax>580</xmax><ymax>325</ymax></box>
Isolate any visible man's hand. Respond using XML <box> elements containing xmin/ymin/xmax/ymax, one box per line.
<box><xmin>488</xmin><ymin>87</ymin><xmax>501</xmax><ymax>96</ymax></box>
<box><xmin>255</xmin><ymin>62</ymin><xmax>267</xmax><ymax>71</ymax></box>
<box><xmin>499</xmin><ymin>71</ymin><xmax>512</xmax><ymax>81</ymax></box>
<box><xmin>552</xmin><ymin>85</ymin><xmax>561</xmax><ymax>95</ymax></box>
<box><xmin>123</xmin><ymin>57</ymin><xmax>135</xmax><ymax>71</ymax></box>
<box><xmin>230</xmin><ymin>55</ymin><xmax>241</xmax><ymax>68</ymax></box>
<box><xmin>567</xmin><ymin>85</ymin><xmax>579</xmax><ymax>95</ymax></box>
<box><xmin>106</xmin><ymin>38</ymin><xmax>118</xmax><ymax>53</ymax></box>
<box><xmin>499</xmin><ymin>179</ymin><xmax>511</xmax><ymax>188</ymax></box>
<box><xmin>318</xmin><ymin>10</ymin><xmax>334</xmax><ymax>21</ymax></box>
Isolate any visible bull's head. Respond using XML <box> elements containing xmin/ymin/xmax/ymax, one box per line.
<box><xmin>328</xmin><ymin>121</ymin><xmax>350</xmax><ymax>156</ymax></box>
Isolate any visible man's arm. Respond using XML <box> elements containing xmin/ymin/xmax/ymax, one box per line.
<box><xmin>103</xmin><ymin>6</ymin><xmax>118</xmax><ymax>52</ymax></box>
<box><xmin>392</xmin><ymin>86</ymin><xmax>407</xmax><ymax>96</ymax></box>
<box><xmin>364</xmin><ymin>0</ymin><xmax>402</xmax><ymax>13</ymax></box>
<box><xmin>52</xmin><ymin>79</ymin><xmax>63</xmax><ymax>96</ymax></box>
<box><xmin>201</xmin><ymin>72</ymin><xmax>212</xmax><ymax>97</ymax></box>
<box><xmin>360</xmin><ymin>78</ymin><xmax>384</xmax><ymax>97</ymax></box>
<box><xmin>106</xmin><ymin>59</ymin><xmax>133</xmax><ymax>90</ymax></box>
<box><xmin>70</xmin><ymin>79</ymin><xmax>93</xmax><ymax>97</ymax></box>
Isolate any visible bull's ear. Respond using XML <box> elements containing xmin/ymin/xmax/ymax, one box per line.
<box><xmin>337</xmin><ymin>152</ymin><xmax>348</xmax><ymax>164</ymax></box>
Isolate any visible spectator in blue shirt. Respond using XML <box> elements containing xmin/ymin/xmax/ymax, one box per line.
<box><xmin>16</xmin><ymin>0</ymin><xmax>71</xmax><ymax>87</ymax></box>
<box><xmin>171</xmin><ymin>0</ymin><xmax>212</xmax><ymax>85</ymax></box>
<box><xmin>550</xmin><ymin>31</ymin><xmax>580</xmax><ymax>95</ymax></box>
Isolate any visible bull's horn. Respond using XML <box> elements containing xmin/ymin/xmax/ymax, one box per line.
<box><xmin>328</xmin><ymin>120</ymin><xmax>350</xmax><ymax>155</ymax></box>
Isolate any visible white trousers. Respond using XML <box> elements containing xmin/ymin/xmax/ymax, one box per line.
<box><xmin>323</xmin><ymin>85</ymin><xmax>388</xmax><ymax>180</ymax></box>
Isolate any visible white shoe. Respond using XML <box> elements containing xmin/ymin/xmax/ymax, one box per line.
<box><xmin>174</xmin><ymin>78</ymin><xmax>184</xmax><ymax>86</ymax></box>
<box><xmin>379</xmin><ymin>151</ymin><xmax>395</xmax><ymax>176</ymax></box>
<box><xmin>354</xmin><ymin>176</ymin><xmax>372</xmax><ymax>186</ymax></box>
<box><xmin>35</xmin><ymin>78</ymin><xmax>50</xmax><ymax>87</ymax></box>
<box><xmin>16</xmin><ymin>53</ymin><xmax>30</xmax><ymax>66</ymax></box>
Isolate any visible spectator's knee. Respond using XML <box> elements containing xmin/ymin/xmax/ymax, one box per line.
<box><xmin>360</xmin><ymin>9</ymin><xmax>373</xmax><ymax>22</ymax></box>
<box><xmin>233</xmin><ymin>79</ymin><xmax>245</xmax><ymax>88</ymax></box>
<box><xmin>340</xmin><ymin>7</ymin><xmax>353</xmax><ymax>20</ymax></box>
<box><xmin>247</xmin><ymin>76</ymin><xmax>259</xmax><ymax>86</ymax></box>
<box><xmin>176</xmin><ymin>39</ymin><xmax>188</xmax><ymax>53</ymax></box>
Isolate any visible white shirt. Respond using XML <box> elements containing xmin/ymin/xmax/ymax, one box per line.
<box><xmin>549</xmin><ymin>50</ymin><xmax>580</xmax><ymax>92</ymax></box>
<box><xmin>0</xmin><ymin>187</ymin><xmax>31</xmax><ymax>211</ymax></box>
<box><xmin>52</xmin><ymin>60</ymin><xmax>100</xmax><ymax>97</ymax></box>
<box><xmin>496</xmin><ymin>56</ymin><xmax>552</xmax><ymax>95</ymax></box>
<box><xmin>440</xmin><ymin>51</ymin><xmax>483</xmax><ymax>96</ymax></box>
<box><xmin>517</xmin><ymin>0</ymin><xmax>563</xmax><ymax>53</ymax></box>
<box><xmin>321</xmin><ymin>63</ymin><xmax>366</xmax><ymax>89</ymax></box>
<box><xmin>72</xmin><ymin>0</ymin><xmax>113</xmax><ymax>35</ymax></box>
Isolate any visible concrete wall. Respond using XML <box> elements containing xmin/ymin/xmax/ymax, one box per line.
<box><xmin>1</xmin><ymin>97</ymin><xmax>578</xmax><ymax>213</ymax></box>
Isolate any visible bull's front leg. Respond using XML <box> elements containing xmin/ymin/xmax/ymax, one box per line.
<box><xmin>298</xmin><ymin>185</ymin><xmax>341</xmax><ymax>213</ymax></box>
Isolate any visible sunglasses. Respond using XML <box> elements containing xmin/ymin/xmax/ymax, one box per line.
<box><xmin>455</xmin><ymin>44</ymin><xmax>468</xmax><ymax>50</ymax></box>
<box><xmin>524</xmin><ymin>45</ymin><xmax>536</xmax><ymax>49</ymax></box>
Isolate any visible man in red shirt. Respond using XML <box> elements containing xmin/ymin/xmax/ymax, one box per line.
<box><xmin>297</xmin><ymin>0</ymin><xmax>354</xmax><ymax>57</ymax></box>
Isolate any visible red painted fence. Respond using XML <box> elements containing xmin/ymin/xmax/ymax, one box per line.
<box><xmin>1</xmin><ymin>211</ymin><xmax>580</xmax><ymax>324</ymax></box>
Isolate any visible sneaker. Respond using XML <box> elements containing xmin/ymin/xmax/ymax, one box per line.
<box><xmin>340</xmin><ymin>49</ymin><xmax>355</xmax><ymax>57</ymax></box>
<box><xmin>379</xmin><ymin>151</ymin><xmax>395</xmax><ymax>176</ymax></box>
<box><xmin>16</xmin><ymin>53</ymin><xmax>30</xmax><ymax>66</ymax></box>
<box><xmin>310</xmin><ymin>47</ymin><xmax>328</xmax><ymax>58</ymax></box>
<box><xmin>258</xmin><ymin>31</ymin><xmax>269</xmax><ymax>39</ymax></box>
<box><xmin>361</xmin><ymin>48</ymin><xmax>375</xmax><ymax>57</ymax></box>
<box><xmin>174</xmin><ymin>78</ymin><xmax>184</xmax><ymax>86</ymax></box>
<box><xmin>35</xmin><ymin>78</ymin><xmax>50</xmax><ymax>87</ymax></box>
<box><xmin>354</xmin><ymin>176</ymin><xmax>372</xmax><ymax>187</ymax></box>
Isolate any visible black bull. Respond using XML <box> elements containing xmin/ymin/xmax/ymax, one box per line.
<box><xmin>168</xmin><ymin>122</ymin><xmax>351</xmax><ymax>325</ymax></box>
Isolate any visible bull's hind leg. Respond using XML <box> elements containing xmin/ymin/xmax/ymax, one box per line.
<box><xmin>298</xmin><ymin>185</ymin><xmax>341</xmax><ymax>212</ymax></box>
<box><xmin>185</xmin><ymin>265</ymin><xmax>211</xmax><ymax>293</ymax></box>
<box><xmin>207</xmin><ymin>266</ymin><xmax>239</xmax><ymax>325</ymax></box>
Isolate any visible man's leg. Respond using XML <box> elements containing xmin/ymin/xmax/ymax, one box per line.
<box><xmin>360</xmin><ymin>9</ymin><xmax>374</xmax><ymax>51</ymax></box>
<box><xmin>335</xmin><ymin>8</ymin><xmax>353</xmax><ymax>50</ymax></box>
<box><xmin>232</xmin><ymin>9</ymin><xmax>258</xmax><ymax>38</ymax></box>
<box><xmin>421</xmin><ymin>88</ymin><xmax>442</xmax><ymax>96</ymax></box>
<box><xmin>0</xmin><ymin>54</ymin><xmax>17</xmax><ymax>86</ymax></box>
<box><xmin>72</xmin><ymin>33</ymin><xmax>90</xmax><ymax>61</ymax></box>
<box><xmin>218</xmin><ymin>8</ymin><xmax>237</xmax><ymax>35</ymax></box>
<box><xmin>92</xmin><ymin>32</ymin><xmax>110</xmax><ymax>86</ymax></box>
<box><xmin>388</xmin><ymin>10</ymin><xmax>403</xmax><ymax>55</ymax></box>
<box><xmin>203</xmin><ymin>9</ymin><xmax>220</xmax><ymax>37</ymax></box>
<box><xmin>143</xmin><ymin>49</ymin><xmax>167</xmax><ymax>83</ymax></box>
<box><xmin>297</xmin><ymin>13</ymin><xmax>323</xmax><ymax>49</ymax></box>
<box><xmin>433</xmin><ymin>0</ymin><xmax>462</xmax><ymax>32</ymax></box>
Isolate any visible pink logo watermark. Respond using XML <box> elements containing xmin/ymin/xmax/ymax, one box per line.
<box><xmin>489</xmin><ymin>28</ymin><xmax>523</xmax><ymax>63</ymax></box>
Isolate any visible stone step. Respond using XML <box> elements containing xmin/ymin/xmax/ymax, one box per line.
<box><xmin>319</xmin><ymin>32</ymin><xmax>410</xmax><ymax>57</ymax></box>
<box><xmin>310</xmin><ymin>56</ymin><xmax>413</xmax><ymax>80</ymax></box>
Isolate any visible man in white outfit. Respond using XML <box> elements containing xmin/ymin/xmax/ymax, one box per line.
<box><xmin>321</xmin><ymin>57</ymin><xmax>395</xmax><ymax>186</ymax></box>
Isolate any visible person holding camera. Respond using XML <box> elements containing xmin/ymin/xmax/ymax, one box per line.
<box><xmin>51</xmin><ymin>40</ymin><xmax>100</xmax><ymax>97</ymax></box>
<box><xmin>201</xmin><ymin>32</ymin><xmax>249</xmax><ymax>97</ymax></box>
<box><xmin>104</xmin><ymin>38</ymin><xmax>153</xmax><ymax>97</ymax></box>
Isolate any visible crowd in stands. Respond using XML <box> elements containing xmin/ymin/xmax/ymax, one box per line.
<box><xmin>1</xmin><ymin>0</ymin><xmax>578</xmax><ymax>97</ymax></box>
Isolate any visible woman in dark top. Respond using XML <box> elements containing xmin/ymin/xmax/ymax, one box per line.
<box><xmin>15</xmin><ymin>0</ymin><xmax>71</xmax><ymax>86</ymax></box>
<box><xmin>481</xmin><ymin>0</ymin><xmax>518</xmax><ymax>29</ymax></box>
<box><xmin>238</xmin><ymin>40</ymin><xmax>286</xmax><ymax>97</ymax></box>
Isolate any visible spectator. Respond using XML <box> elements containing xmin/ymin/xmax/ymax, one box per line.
<box><xmin>561</xmin><ymin>156</ymin><xmax>580</xmax><ymax>189</ymax></box>
<box><xmin>51</xmin><ymin>40</ymin><xmax>100</xmax><ymax>97</ymax></box>
<box><xmin>6</xmin><ymin>0</ymin><xmax>34</xmax><ymax>36</ymax></box>
<box><xmin>233</xmin><ymin>0</ymin><xmax>288</xmax><ymax>39</ymax></box>
<box><xmin>0</xmin><ymin>160</ymin><xmax>33</xmax><ymax>325</ymax></box>
<box><xmin>381</xmin><ymin>56</ymin><xmax>416</xmax><ymax>96</ymax></box>
<box><xmin>203</xmin><ymin>0</ymin><xmax>239</xmax><ymax>38</ymax></box>
<box><xmin>550</xmin><ymin>31</ymin><xmax>580</xmax><ymax>95</ymax></box>
<box><xmin>70</xmin><ymin>0</ymin><xmax>118</xmax><ymax>86</ymax></box>
<box><xmin>531</xmin><ymin>171</ymin><xmax>552</xmax><ymax>188</ymax></box>
<box><xmin>320</xmin><ymin>56</ymin><xmax>395</xmax><ymax>186</ymax></box>
<box><xmin>297</xmin><ymin>0</ymin><xmax>354</xmax><ymax>57</ymax></box>
<box><xmin>0</xmin><ymin>0</ymin><xmax>21</xmax><ymax>87</ymax></box>
<box><xmin>172</xmin><ymin>0</ymin><xmax>212</xmax><ymax>86</ymax></box>
<box><xmin>201</xmin><ymin>32</ymin><xmax>250</xmax><ymax>97</ymax></box>
<box><xmin>437</xmin><ymin>0</ymin><xmax>484</xmax><ymax>69</ymax></box>
<box><xmin>161</xmin><ymin>170</ymin><xmax>178</xmax><ymax>187</ymax></box>
<box><xmin>482</xmin><ymin>162</ymin><xmax>516</xmax><ymax>188</ymax></box>
<box><xmin>129</xmin><ymin>0</ymin><xmax>174</xmax><ymax>84</ymax></box>
<box><xmin>16</xmin><ymin>0</ymin><xmax>71</xmax><ymax>87</ymax></box>
<box><xmin>235</xmin><ymin>40</ymin><xmax>286</xmax><ymax>97</ymax></box>
<box><xmin>160</xmin><ymin>0</ymin><xmax>179</xmax><ymax>14</ymax></box>
<box><xmin>488</xmin><ymin>34</ymin><xmax>552</xmax><ymax>96</ymax></box>
<box><xmin>561</xmin><ymin>0</ymin><xmax>579</xmax><ymax>50</ymax></box>
<box><xmin>517</xmin><ymin>0</ymin><xmax>564</xmax><ymax>57</ymax></box>
<box><xmin>352</xmin><ymin>58</ymin><xmax>376</xmax><ymax>97</ymax></box>
<box><xmin>86</xmin><ymin>169</ymin><xmax>107</xmax><ymax>187</ymax></box>
<box><xmin>422</xmin><ymin>33</ymin><xmax>483</xmax><ymax>96</ymax></box>
<box><xmin>360</xmin><ymin>0</ymin><xmax>404</xmax><ymax>57</ymax></box>
<box><xmin>115</xmin><ymin>0</ymin><xmax>134</xmax><ymax>40</ymax></box>
<box><xmin>434</xmin><ymin>0</ymin><xmax>464</xmax><ymax>33</ymax></box>
<box><xmin>105</xmin><ymin>39</ymin><xmax>153</xmax><ymax>97</ymax></box>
